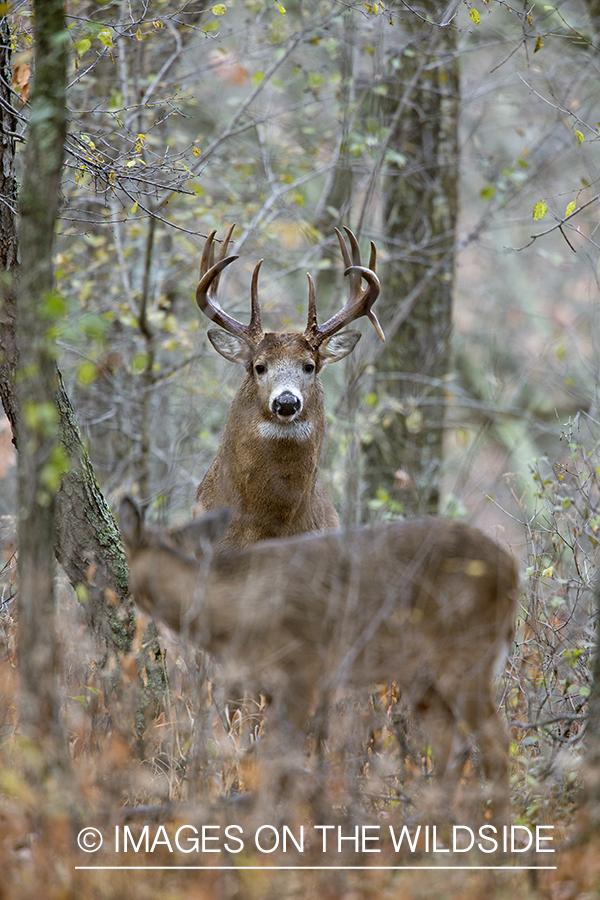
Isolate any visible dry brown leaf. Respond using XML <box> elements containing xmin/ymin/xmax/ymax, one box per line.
<box><xmin>12</xmin><ymin>63</ymin><xmax>30</xmax><ymax>103</ymax></box>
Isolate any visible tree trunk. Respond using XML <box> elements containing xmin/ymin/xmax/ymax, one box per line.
<box><xmin>15</xmin><ymin>0</ymin><xmax>68</xmax><ymax>758</ymax></box>
<box><xmin>364</xmin><ymin>3</ymin><xmax>460</xmax><ymax>516</ymax></box>
<box><xmin>0</xmin><ymin>13</ymin><xmax>134</xmax><ymax>662</ymax></box>
<box><xmin>0</xmin><ymin>16</ymin><xmax>19</xmax><ymax>428</ymax></box>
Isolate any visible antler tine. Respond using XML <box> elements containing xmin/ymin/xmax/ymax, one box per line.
<box><xmin>249</xmin><ymin>260</ymin><xmax>263</xmax><ymax>338</ymax></box>
<box><xmin>343</xmin><ymin>264</ymin><xmax>385</xmax><ymax>342</ymax></box>
<box><xmin>305</xmin><ymin>227</ymin><xmax>385</xmax><ymax>345</ymax></box>
<box><xmin>305</xmin><ymin>273</ymin><xmax>317</xmax><ymax>334</ymax></box>
<box><xmin>195</xmin><ymin>224</ymin><xmax>264</xmax><ymax>345</ymax></box>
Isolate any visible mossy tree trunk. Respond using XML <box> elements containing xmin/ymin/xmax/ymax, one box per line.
<box><xmin>364</xmin><ymin>3</ymin><xmax>460</xmax><ymax>517</ymax></box>
<box><xmin>0</xmin><ymin>13</ymin><xmax>134</xmax><ymax>664</ymax></box>
<box><xmin>15</xmin><ymin>0</ymin><xmax>69</xmax><ymax>761</ymax></box>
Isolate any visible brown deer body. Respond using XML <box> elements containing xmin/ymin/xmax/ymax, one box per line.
<box><xmin>120</xmin><ymin>498</ymin><xmax>519</xmax><ymax>820</ymax></box>
<box><xmin>194</xmin><ymin>226</ymin><xmax>384</xmax><ymax>548</ymax></box>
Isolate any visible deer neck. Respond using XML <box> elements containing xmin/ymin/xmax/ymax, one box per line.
<box><xmin>220</xmin><ymin>380</ymin><xmax>326</xmax><ymax>487</ymax></box>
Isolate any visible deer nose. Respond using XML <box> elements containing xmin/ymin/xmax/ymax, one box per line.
<box><xmin>272</xmin><ymin>391</ymin><xmax>302</xmax><ymax>419</ymax></box>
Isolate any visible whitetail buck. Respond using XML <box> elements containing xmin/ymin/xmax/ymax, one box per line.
<box><xmin>119</xmin><ymin>497</ymin><xmax>519</xmax><ymax>820</ymax></box>
<box><xmin>194</xmin><ymin>225</ymin><xmax>384</xmax><ymax>549</ymax></box>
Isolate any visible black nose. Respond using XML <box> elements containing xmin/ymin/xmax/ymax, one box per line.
<box><xmin>272</xmin><ymin>391</ymin><xmax>301</xmax><ymax>418</ymax></box>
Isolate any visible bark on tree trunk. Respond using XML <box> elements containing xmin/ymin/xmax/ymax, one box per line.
<box><xmin>0</xmin><ymin>16</ymin><xmax>19</xmax><ymax>429</ymax></box>
<box><xmin>15</xmin><ymin>0</ymin><xmax>68</xmax><ymax>757</ymax></box>
<box><xmin>364</xmin><ymin>2</ymin><xmax>460</xmax><ymax>516</ymax></box>
<box><xmin>0</xmin><ymin>13</ymin><xmax>134</xmax><ymax>662</ymax></box>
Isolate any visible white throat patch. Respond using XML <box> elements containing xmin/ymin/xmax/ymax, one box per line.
<box><xmin>257</xmin><ymin>421</ymin><xmax>314</xmax><ymax>441</ymax></box>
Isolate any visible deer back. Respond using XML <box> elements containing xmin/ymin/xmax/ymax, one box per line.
<box><xmin>121</xmin><ymin>499</ymin><xmax>518</xmax><ymax>704</ymax></box>
<box><xmin>120</xmin><ymin>499</ymin><xmax>519</xmax><ymax>818</ymax></box>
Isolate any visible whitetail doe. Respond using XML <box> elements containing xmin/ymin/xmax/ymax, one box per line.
<box><xmin>119</xmin><ymin>498</ymin><xmax>519</xmax><ymax>820</ymax></box>
<box><xmin>194</xmin><ymin>225</ymin><xmax>384</xmax><ymax>549</ymax></box>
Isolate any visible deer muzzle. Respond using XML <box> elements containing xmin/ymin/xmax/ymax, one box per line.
<box><xmin>271</xmin><ymin>390</ymin><xmax>302</xmax><ymax>420</ymax></box>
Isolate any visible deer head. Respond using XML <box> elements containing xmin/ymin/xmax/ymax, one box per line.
<box><xmin>196</xmin><ymin>224</ymin><xmax>384</xmax><ymax>427</ymax></box>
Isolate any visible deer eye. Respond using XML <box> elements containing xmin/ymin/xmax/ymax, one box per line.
<box><xmin>303</xmin><ymin>362</ymin><xmax>315</xmax><ymax>374</ymax></box>
<box><xmin>255</xmin><ymin>363</ymin><xmax>266</xmax><ymax>375</ymax></box>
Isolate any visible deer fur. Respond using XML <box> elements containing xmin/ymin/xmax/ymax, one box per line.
<box><xmin>120</xmin><ymin>498</ymin><xmax>519</xmax><ymax>820</ymax></box>
<box><xmin>195</xmin><ymin>331</ymin><xmax>359</xmax><ymax>547</ymax></box>
<box><xmin>194</xmin><ymin>225</ymin><xmax>383</xmax><ymax>549</ymax></box>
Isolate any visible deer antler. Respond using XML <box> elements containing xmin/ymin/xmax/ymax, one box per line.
<box><xmin>195</xmin><ymin>224</ymin><xmax>264</xmax><ymax>346</ymax></box>
<box><xmin>304</xmin><ymin>227</ymin><xmax>385</xmax><ymax>347</ymax></box>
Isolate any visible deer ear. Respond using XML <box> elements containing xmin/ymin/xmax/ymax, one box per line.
<box><xmin>207</xmin><ymin>330</ymin><xmax>251</xmax><ymax>366</ymax></box>
<box><xmin>318</xmin><ymin>330</ymin><xmax>361</xmax><ymax>366</ymax></box>
<box><xmin>118</xmin><ymin>496</ymin><xmax>144</xmax><ymax>550</ymax></box>
<box><xmin>168</xmin><ymin>509</ymin><xmax>231</xmax><ymax>555</ymax></box>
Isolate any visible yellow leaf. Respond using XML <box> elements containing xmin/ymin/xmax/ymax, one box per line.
<box><xmin>192</xmin><ymin>147</ymin><xmax>201</xmax><ymax>157</ymax></box>
<box><xmin>136</xmin><ymin>27</ymin><xmax>142</xmax><ymax>40</ymax></box>
<box><xmin>212</xmin><ymin>3</ymin><xmax>226</xmax><ymax>14</ymax></box>
<box><xmin>565</xmin><ymin>200</ymin><xmax>576</xmax><ymax>217</ymax></box>
<box><xmin>534</xmin><ymin>36</ymin><xmax>544</xmax><ymax>52</ymax></box>
<box><xmin>533</xmin><ymin>201</ymin><xmax>547</xmax><ymax>220</ymax></box>
<box><xmin>470</xmin><ymin>8</ymin><xmax>481</xmax><ymax>23</ymax></box>
<box><xmin>541</xmin><ymin>565</ymin><xmax>554</xmax><ymax>579</ymax></box>
<box><xmin>574</xmin><ymin>130</ymin><xmax>584</xmax><ymax>146</ymax></box>
<box><xmin>99</xmin><ymin>28</ymin><xmax>113</xmax><ymax>47</ymax></box>
<box><xmin>75</xmin><ymin>37</ymin><xmax>91</xmax><ymax>56</ymax></box>
<box><xmin>278</xmin><ymin>3</ymin><xmax>286</xmax><ymax>13</ymax></box>
<box><xmin>131</xmin><ymin>201</ymin><xmax>138</xmax><ymax>214</ymax></box>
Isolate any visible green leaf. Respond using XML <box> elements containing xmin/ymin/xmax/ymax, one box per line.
<box><xmin>41</xmin><ymin>291</ymin><xmax>68</xmax><ymax>320</ymax></box>
<box><xmin>22</xmin><ymin>400</ymin><xmax>58</xmax><ymax>436</ymax></box>
<box><xmin>98</xmin><ymin>28</ymin><xmax>113</xmax><ymax>47</ymax></box>
<box><xmin>77</xmin><ymin>361</ymin><xmax>98</xmax><ymax>386</ymax></box>
<box><xmin>533</xmin><ymin>201</ymin><xmax>547</xmax><ymax>220</ymax></box>
<box><xmin>480</xmin><ymin>185</ymin><xmax>495</xmax><ymax>200</ymax></box>
<box><xmin>74</xmin><ymin>584</ymin><xmax>89</xmax><ymax>604</ymax></box>
<box><xmin>131</xmin><ymin>352</ymin><xmax>150</xmax><ymax>374</ymax></box>
<box><xmin>40</xmin><ymin>444</ymin><xmax>70</xmax><ymax>492</ymax></box>
<box><xmin>71</xmin><ymin>695</ymin><xmax>89</xmax><ymax>709</ymax></box>
<box><xmin>75</xmin><ymin>38</ymin><xmax>91</xmax><ymax>56</ymax></box>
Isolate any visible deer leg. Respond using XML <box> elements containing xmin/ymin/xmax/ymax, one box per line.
<box><xmin>463</xmin><ymin>687</ymin><xmax>511</xmax><ymax>824</ymax></box>
<box><xmin>251</xmin><ymin>676</ymin><xmax>316</xmax><ymax>821</ymax></box>
<box><xmin>411</xmin><ymin>681</ymin><xmax>463</xmax><ymax>817</ymax></box>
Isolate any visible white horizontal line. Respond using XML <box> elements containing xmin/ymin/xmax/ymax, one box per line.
<box><xmin>74</xmin><ymin>866</ymin><xmax>558</xmax><ymax>871</ymax></box>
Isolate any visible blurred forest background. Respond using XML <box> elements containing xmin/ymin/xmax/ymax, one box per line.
<box><xmin>2</xmin><ymin>0</ymin><xmax>600</xmax><ymax>897</ymax></box>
